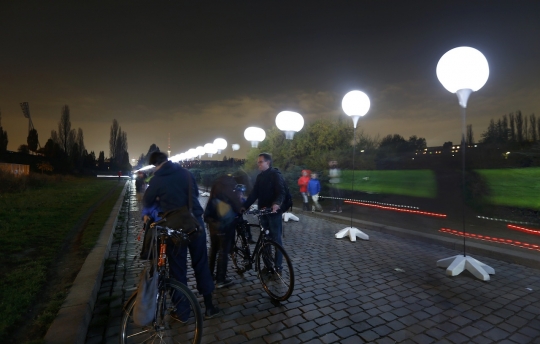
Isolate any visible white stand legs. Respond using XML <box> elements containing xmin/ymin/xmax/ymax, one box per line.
<box><xmin>437</xmin><ymin>255</ymin><xmax>495</xmax><ymax>281</ymax></box>
<box><xmin>335</xmin><ymin>227</ymin><xmax>369</xmax><ymax>241</ymax></box>
<box><xmin>282</xmin><ymin>212</ymin><xmax>299</xmax><ymax>222</ymax></box>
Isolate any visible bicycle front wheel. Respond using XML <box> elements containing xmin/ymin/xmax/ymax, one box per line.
<box><xmin>256</xmin><ymin>240</ymin><xmax>294</xmax><ymax>301</ymax></box>
<box><xmin>120</xmin><ymin>278</ymin><xmax>203</xmax><ymax>344</ymax></box>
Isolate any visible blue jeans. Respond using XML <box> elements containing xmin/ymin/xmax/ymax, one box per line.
<box><xmin>259</xmin><ymin>212</ymin><xmax>283</xmax><ymax>270</ymax></box>
<box><xmin>167</xmin><ymin>217</ymin><xmax>214</xmax><ymax>312</ymax></box>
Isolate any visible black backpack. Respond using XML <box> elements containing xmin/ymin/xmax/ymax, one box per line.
<box><xmin>272</xmin><ymin>169</ymin><xmax>293</xmax><ymax>212</ymax></box>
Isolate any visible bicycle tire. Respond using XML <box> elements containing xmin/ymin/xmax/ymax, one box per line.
<box><xmin>256</xmin><ymin>240</ymin><xmax>295</xmax><ymax>301</ymax></box>
<box><xmin>231</xmin><ymin>224</ymin><xmax>256</xmax><ymax>274</ymax></box>
<box><xmin>119</xmin><ymin>278</ymin><xmax>203</xmax><ymax>344</ymax></box>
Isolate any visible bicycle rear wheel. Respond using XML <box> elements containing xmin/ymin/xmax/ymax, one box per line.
<box><xmin>256</xmin><ymin>240</ymin><xmax>294</xmax><ymax>301</ymax></box>
<box><xmin>120</xmin><ymin>278</ymin><xmax>203</xmax><ymax>344</ymax></box>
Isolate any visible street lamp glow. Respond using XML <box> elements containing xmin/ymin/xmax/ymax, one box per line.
<box><xmin>196</xmin><ymin>146</ymin><xmax>205</xmax><ymax>159</ymax></box>
<box><xmin>204</xmin><ymin>143</ymin><xmax>217</xmax><ymax>157</ymax></box>
<box><xmin>232</xmin><ymin>143</ymin><xmax>240</xmax><ymax>151</ymax></box>
<box><xmin>244</xmin><ymin>127</ymin><xmax>266</xmax><ymax>147</ymax></box>
<box><xmin>342</xmin><ymin>90</ymin><xmax>370</xmax><ymax>128</ymax></box>
<box><xmin>213</xmin><ymin>138</ymin><xmax>227</xmax><ymax>154</ymax></box>
<box><xmin>436</xmin><ymin>46</ymin><xmax>489</xmax><ymax>108</ymax></box>
<box><xmin>275</xmin><ymin>111</ymin><xmax>304</xmax><ymax>139</ymax></box>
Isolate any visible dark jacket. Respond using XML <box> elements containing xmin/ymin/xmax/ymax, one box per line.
<box><xmin>204</xmin><ymin>175</ymin><xmax>243</xmax><ymax>223</ymax></box>
<box><xmin>244</xmin><ymin>167</ymin><xmax>285</xmax><ymax>211</ymax></box>
<box><xmin>142</xmin><ymin>161</ymin><xmax>204</xmax><ymax>217</ymax></box>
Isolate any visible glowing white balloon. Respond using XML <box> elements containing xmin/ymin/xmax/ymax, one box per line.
<box><xmin>244</xmin><ymin>127</ymin><xmax>266</xmax><ymax>148</ymax></box>
<box><xmin>275</xmin><ymin>111</ymin><xmax>304</xmax><ymax>139</ymax></box>
<box><xmin>232</xmin><ymin>144</ymin><xmax>240</xmax><ymax>151</ymax></box>
<box><xmin>342</xmin><ymin>91</ymin><xmax>370</xmax><ymax>128</ymax></box>
<box><xmin>196</xmin><ymin>146</ymin><xmax>205</xmax><ymax>158</ymax></box>
<box><xmin>213</xmin><ymin>138</ymin><xmax>227</xmax><ymax>154</ymax></box>
<box><xmin>436</xmin><ymin>46</ymin><xmax>489</xmax><ymax>108</ymax></box>
<box><xmin>204</xmin><ymin>143</ymin><xmax>217</xmax><ymax>157</ymax></box>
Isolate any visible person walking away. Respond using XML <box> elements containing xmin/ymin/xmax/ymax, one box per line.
<box><xmin>308</xmin><ymin>172</ymin><xmax>323</xmax><ymax>212</ymax></box>
<box><xmin>204</xmin><ymin>174</ymin><xmax>243</xmax><ymax>288</ymax></box>
<box><xmin>243</xmin><ymin>153</ymin><xmax>286</xmax><ymax>273</ymax></box>
<box><xmin>297</xmin><ymin>169</ymin><xmax>311</xmax><ymax>211</ymax></box>
<box><xmin>328</xmin><ymin>160</ymin><xmax>342</xmax><ymax>213</ymax></box>
<box><xmin>143</xmin><ymin>151</ymin><xmax>221</xmax><ymax>320</ymax></box>
<box><xmin>135</xmin><ymin>171</ymin><xmax>147</xmax><ymax>202</ymax></box>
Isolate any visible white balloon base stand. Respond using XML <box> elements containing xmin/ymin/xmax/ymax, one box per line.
<box><xmin>282</xmin><ymin>212</ymin><xmax>299</xmax><ymax>222</ymax></box>
<box><xmin>335</xmin><ymin>227</ymin><xmax>369</xmax><ymax>241</ymax></box>
<box><xmin>437</xmin><ymin>255</ymin><xmax>495</xmax><ymax>281</ymax></box>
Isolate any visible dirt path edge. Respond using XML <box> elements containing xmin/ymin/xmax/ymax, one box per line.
<box><xmin>44</xmin><ymin>181</ymin><xmax>129</xmax><ymax>344</ymax></box>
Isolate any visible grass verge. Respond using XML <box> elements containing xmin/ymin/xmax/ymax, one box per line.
<box><xmin>476</xmin><ymin>167</ymin><xmax>540</xmax><ymax>210</ymax></box>
<box><xmin>0</xmin><ymin>176</ymin><xmax>124</xmax><ymax>342</ymax></box>
<box><xmin>337</xmin><ymin>169</ymin><xmax>437</xmax><ymax>198</ymax></box>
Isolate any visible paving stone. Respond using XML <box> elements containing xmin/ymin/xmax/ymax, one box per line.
<box><xmin>85</xmin><ymin>185</ymin><xmax>540</xmax><ymax>344</ymax></box>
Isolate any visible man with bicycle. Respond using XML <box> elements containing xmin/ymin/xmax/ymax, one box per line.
<box><xmin>243</xmin><ymin>152</ymin><xmax>286</xmax><ymax>273</ymax></box>
<box><xmin>143</xmin><ymin>151</ymin><xmax>221</xmax><ymax>320</ymax></box>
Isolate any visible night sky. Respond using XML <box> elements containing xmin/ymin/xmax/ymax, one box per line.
<box><xmin>1</xmin><ymin>1</ymin><xmax>539</xmax><ymax>161</ymax></box>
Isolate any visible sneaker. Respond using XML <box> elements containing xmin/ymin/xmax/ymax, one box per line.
<box><xmin>337</xmin><ymin>208</ymin><xmax>342</xmax><ymax>213</ymax></box>
<box><xmin>319</xmin><ymin>209</ymin><xmax>324</xmax><ymax>213</ymax></box>
<box><xmin>216</xmin><ymin>277</ymin><xmax>234</xmax><ymax>288</ymax></box>
<box><xmin>330</xmin><ymin>209</ymin><xmax>337</xmax><ymax>213</ymax></box>
<box><xmin>170</xmin><ymin>311</ymin><xmax>188</xmax><ymax>324</ymax></box>
<box><xmin>205</xmin><ymin>306</ymin><xmax>223</xmax><ymax>320</ymax></box>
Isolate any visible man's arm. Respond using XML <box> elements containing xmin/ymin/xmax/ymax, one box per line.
<box><xmin>272</xmin><ymin>171</ymin><xmax>286</xmax><ymax>210</ymax></box>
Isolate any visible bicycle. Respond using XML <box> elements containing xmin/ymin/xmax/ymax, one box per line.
<box><xmin>120</xmin><ymin>222</ymin><xmax>203</xmax><ymax>344</ymax></box>
<box><xmin>230</xmin><ymin>209</ymin><xmax>295</xmax><ymax>301</ymax></box>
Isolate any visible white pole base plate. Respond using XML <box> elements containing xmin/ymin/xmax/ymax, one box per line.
<box><xmin>335</xmin><ymin>227</ymin><xmax>369</xmax><ymax>241</ymax></box>
<box><xmin>437</xmin><ymin>254</ymin><xmax>495</xmax><ymax>281</ymax></box>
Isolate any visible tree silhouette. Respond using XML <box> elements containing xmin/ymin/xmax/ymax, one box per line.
<box><xmin>27</xmin><ymin>128</ymin><xmax>39</xmax><ymax>152</ymax></box>
<box><xmin>109</xmin><ymin>119</ymin><xmax>128</xmax><ymax>168</ymax></box>
<box><xmin>58</xmin><ymin>105</ymin><xmax>76</xmax><ymax>155</ymax></box>
<box><xmin>0</xmin><ymin>110</ymin><xmax>8</xmax><ymax>153</ymax></box>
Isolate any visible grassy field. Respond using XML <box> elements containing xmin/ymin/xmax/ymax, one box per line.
<box><xmin>0</xmin><ymin>176</ymin><xmax>124</xmax><ymax>342</ymax></box>
<box><xmin>476</xmin><ymin>167</ymin><xmax>540</xmax><ymax>210</ymax></box>
<box><xmin>337</xmin><ymin>169</ymin><xmax>438</xmax><ymax>198</ymax></box>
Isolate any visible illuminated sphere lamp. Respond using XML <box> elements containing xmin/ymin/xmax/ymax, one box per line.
<box><xmin>204</xmin><ymin>143</ymin><xmax>217</xmax><ymax>157</ymax></box>
<box><xmin>275</xmin><ymin>111</ymin><xmax>304</xmax><ymax>139</ymax></box>
<box><xmin>244</xmin><ymin>127</ymin><xmax>266</xmax><ymax>148</ymax></box>
<box><xmin>187</xmin><ymin>148</ymin><xmax>197</xmax><ymax>160</ymax></box>
<box><xmin>342</xmin><ymin>90</ymin><xmax>370</xmax><ymax>128</ymax></box>
<box><xmin>196</xmin><ymin>146</ymin><xmax>205</xmax><ymax>159</ymax></box>
<box><xmin>436</xmin><ymin>46</ymin><xmax>489</xmax><ymax>108</ymax></box>
<box><xmin>213</xmin><ymin>138</ymin><xmax>227</xmax><ymax>154</ymax></box>
<box><xmin>232</xmin><ymin>143</ymin><xmax>240</xmax><ymax>151</ymax></box>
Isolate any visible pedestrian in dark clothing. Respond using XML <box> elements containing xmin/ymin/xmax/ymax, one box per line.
<box><xmin>204</xmin><ymin>174</ymin><xmax>243</xmax><ymax>288</ymax></box>
<box><xmin>243</xmin><ymin>153</ymin><xmax>286</xmax><ymax>271</ymax></box>
<box><xmin>143</xmin><ymin>151</ymin><xmax>222</xmax><ymax>320</ymax></box>
<box><xmin>135</xmin><ymin>171</ymin><xmax>147</xmax><ymax>202</ymax></box>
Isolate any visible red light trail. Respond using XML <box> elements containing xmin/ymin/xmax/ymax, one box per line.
<box><xmin>344</xmin><ymin>200</ymin><xmax>446</xmax><ymax>218</ymax></box>
<box><xmin>439</xmin><ymin>228</ymin><xmax>540</xmax><ymax>252</ymax></box>
<box><xmin>507</xmin><ymin>224</ymin><xmax>540</xmax><ymax>237</ymax></box>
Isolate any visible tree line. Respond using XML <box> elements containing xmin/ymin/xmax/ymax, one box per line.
<box><xmin>0</xmin><ymin>106</ymin><xmax>130</xmax><ymax>174</ymax></box>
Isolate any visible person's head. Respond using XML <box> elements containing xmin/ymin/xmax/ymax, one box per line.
<box><xmin>257</xmin><ymin>153</ymin><xmax>272</xmax><ymax>171</ymax></box>
<box><xmin>329</xmin><ymin>160</ymin><xmax>338</xmax><ymax>168</ymax></box>
<box><xmin>302</xmin><ymin>169</ymin><xmax>309</xmax><ymax>176</ymax></box>
<box><xmin>149</xmin><ymin>151</ymin><xmax>168</xmax><ymax>167</ymax></box>
<box><xmin>311</xmin><ymin>173</ymin><xmax>318</xmax><ymax>179</ymax></box>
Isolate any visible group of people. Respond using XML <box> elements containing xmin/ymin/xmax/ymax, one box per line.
<box><xmin>140</xmin><ymin>151</ymin><xmax>288</xmax><ymax>321</ymax></box>
<box><xmin>297</xmin><ymin>160</ymin><xmax>343</xmax><ymax>213</ymax></box>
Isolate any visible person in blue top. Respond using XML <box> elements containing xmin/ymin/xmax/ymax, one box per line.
<box><xmin>143</xmin><ymin>151</ymin><xmax>221</xmax><ymax>320</ymax></box>
<box><xmin>307</xmin><ymin>172</ymin><xmax>323</xmax><ymax>212</ymax></box>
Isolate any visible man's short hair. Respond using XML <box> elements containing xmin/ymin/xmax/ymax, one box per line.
<box><xmin>258</xmin><ymin>153</ymin><xmax>272</xmax><ymax>165</ymax></box>
<box><xmin>149</xmin><ymin>151</ymin><xmax>168</xmax><ymax>166</ymax></box>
